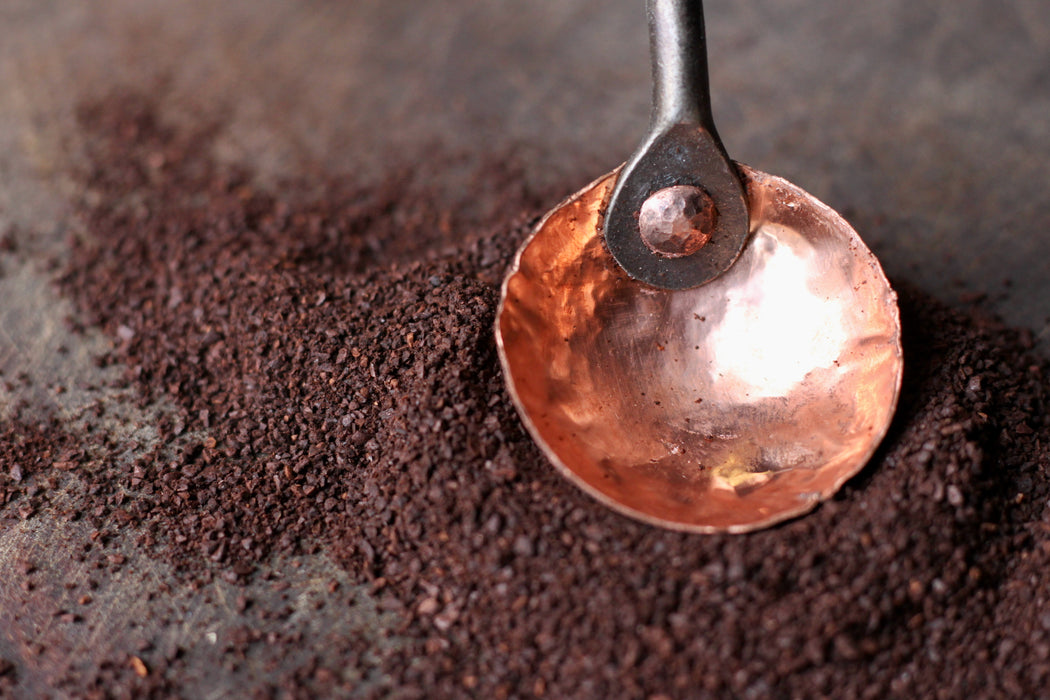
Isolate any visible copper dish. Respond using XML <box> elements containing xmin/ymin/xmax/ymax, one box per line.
<box><xmin>496</xmin><ymin>0</ymin><xmax>902</xmax><ymax>533</ymax></box>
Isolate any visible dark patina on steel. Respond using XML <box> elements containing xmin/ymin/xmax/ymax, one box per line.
<box><xmin>604</xmin><ymin>0</ymin><xmax>749</xmax><ymax>290</ymax></box>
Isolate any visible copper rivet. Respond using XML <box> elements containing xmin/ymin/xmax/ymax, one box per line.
<box><xmin>638</xmin><ymin>185</ymin><xmax>717</xmax><ymax>258</ymax></box>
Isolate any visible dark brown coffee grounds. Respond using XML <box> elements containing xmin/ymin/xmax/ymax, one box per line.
<box><xmin>7</xmin><ymin>90</ymin><xmax>1050</xmax><ymax>697</ymax></box>
<box><xmin>0</xmin><ymin>415</ymin><xmax>83</xmax><ymax>522</ymax></box>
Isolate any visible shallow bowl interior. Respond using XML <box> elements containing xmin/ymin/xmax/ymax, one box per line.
<box><xmin>497</xmin><ymin>165</ymin><xmax>903</xmax><ymax>532</ymax></box>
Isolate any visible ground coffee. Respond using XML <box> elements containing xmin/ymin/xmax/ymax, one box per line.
<box><xmin>3</xmin><ymin>91</ymin><xmax>1049</xmax><ymax>698</ymax></box>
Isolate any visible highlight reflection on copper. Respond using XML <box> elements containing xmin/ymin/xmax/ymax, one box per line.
<box><xmin>496</xmin><ymin>165</ymin><xmax>903</xmax><ymax>533</ymax></box>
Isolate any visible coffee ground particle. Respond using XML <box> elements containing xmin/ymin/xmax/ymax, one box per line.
<box><xmin>3</xmin><ymin>90</ymin><xmax>1047</xmax><ymax>697</ymax></box>
<box><xmin>0</xmin><ymin>658</ymin><xmax>16</xmax><ymax>696</ymax></box>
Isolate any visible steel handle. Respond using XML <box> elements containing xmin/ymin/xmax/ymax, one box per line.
<box><xmin>648</xmin><ymin>0</ymin><xmax>716</xmax><ymax>134</ymax></box>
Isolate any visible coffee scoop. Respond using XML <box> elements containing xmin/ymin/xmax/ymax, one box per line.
<box><xmin>496</xmin><ymin>0</ymin><xmax>902</xmax><ymax>532</ymax></box>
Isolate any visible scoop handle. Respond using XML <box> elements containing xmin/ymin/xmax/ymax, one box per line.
<box><xmin>602</xmin><ymin>0</ymin><xmax>748</xmax><ymax>290</ymax></box>
<box><xmin>649</xmin><ymin>0</ymin><xmax>716</xmax><ymax>135</ymax></box>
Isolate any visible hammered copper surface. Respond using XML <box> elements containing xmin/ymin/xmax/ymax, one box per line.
<box><xmin>496</xmin><ymin>165</ymin><xmax>903</xmax><ymax>533</ymax></box>
<box><xmin>638</xmin><ymin>185</ymin><xmax>716</xmax><ymax>258</ymax></box>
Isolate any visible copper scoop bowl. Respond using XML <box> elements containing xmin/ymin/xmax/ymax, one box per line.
<box><xmin>496</xmin><ymin>0</ymin><xmax>902</xmax><ymax>533</ymax></box>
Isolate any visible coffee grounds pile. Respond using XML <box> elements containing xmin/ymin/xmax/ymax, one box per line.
<box><xmin>0</xmin><ymin>417</ymin><xmax>82</xmax><ymax>523</ymax></box>
<box><xmin>7</xmin><ymin>90</ymin><xmax>1050</xmax><ymax>697</ymax></box>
